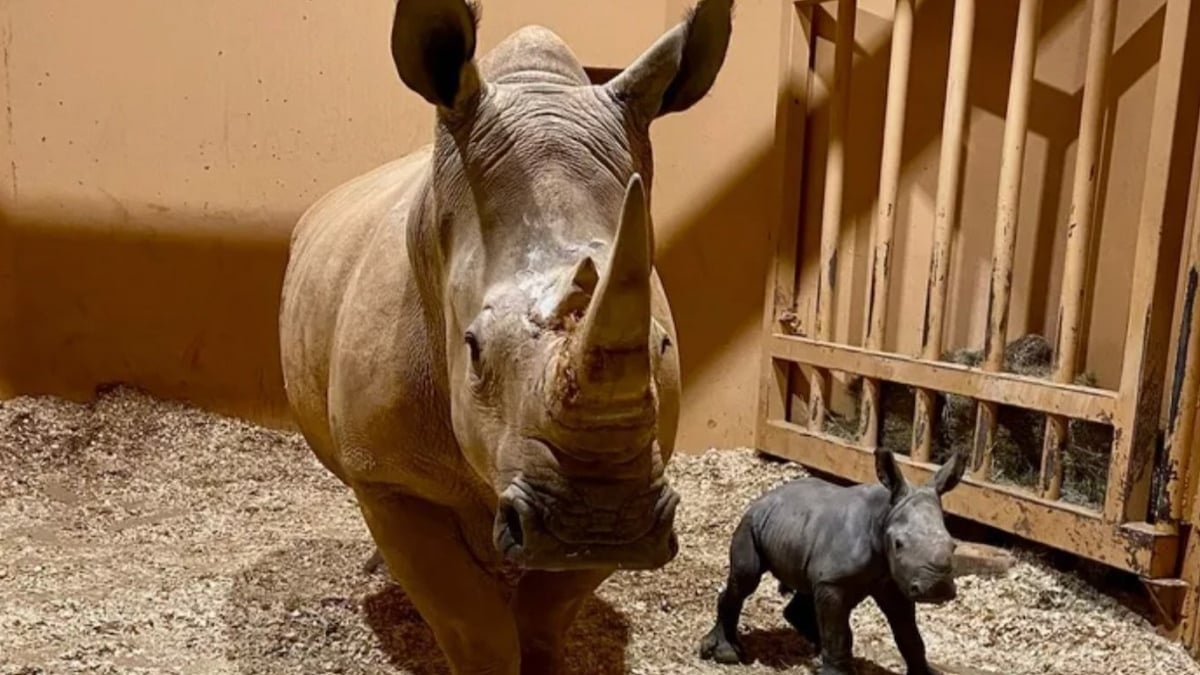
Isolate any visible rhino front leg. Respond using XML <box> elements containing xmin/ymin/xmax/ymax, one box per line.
<box><xmin>511</xmin><ymin>568</ymin><xmax>612</xmax><ymax>675</ymax></box>
<box><xmin>354</xmin><ymin>484</ymin><xmax>520</xmax><ymax>675</ymax></box>
<box><xmin>814</xmin><ymin>584</ymin><xmax>857</xmax><ymax>675</ymax></box>
<box><xmin>873</xmin><ymin>584</ymin><xmax>933</xmax><ymax>675</ymax></box>
<box><xmin>699</xmin><ymin>519</ymin><xmax>762</xmax><ymax>665</ymax></box>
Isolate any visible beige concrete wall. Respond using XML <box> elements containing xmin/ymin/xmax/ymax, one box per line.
<box><xmin>2</xmin><ymin>0</ymin><xmax>1195</xmax><ymax>451</ymax></box>
<box><xmin>0</xmin><ymin>0</ymin><xmax>788</xmax><ymax>451</ymax></box>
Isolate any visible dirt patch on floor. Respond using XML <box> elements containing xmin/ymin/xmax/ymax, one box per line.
<box><xmin>1</xmin><ymin>387</ymin><xmax>1194</xmax><ymax>675</ymax></box>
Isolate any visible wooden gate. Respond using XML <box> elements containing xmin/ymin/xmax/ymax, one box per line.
<box><xmin>757</xmin><ymin>0</ymin><xmax>1200</xmax><ymax>650</ymax></box>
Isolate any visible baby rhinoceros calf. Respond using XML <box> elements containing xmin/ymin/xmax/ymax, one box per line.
<box><xmin>699</xmin><ymin>449</ymin><xmax>968</xmax><ymax>675</ymax></box>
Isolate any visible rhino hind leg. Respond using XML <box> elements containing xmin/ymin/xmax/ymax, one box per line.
<box><xmin>783</xmin><ymin>592</ymin><xmax>822</xmax><ymax>651</ymax></box>
<box><xmin>699</xmin><ymin>520</ymin><xmax>762</xmax><ymax>665</ymax></box>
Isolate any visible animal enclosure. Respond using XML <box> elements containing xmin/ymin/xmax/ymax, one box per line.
<box><xmin>756</xmin><ymin>0</ymin><xmax>1200</xmax><ymax>654</ymax></box>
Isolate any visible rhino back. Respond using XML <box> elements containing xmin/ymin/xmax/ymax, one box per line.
<box><xmin>281</xmin><ymin>147</ymin><xmax>462</xmax><ymax>495</ymax></box>
<box><xmin>752</xmin><ymin>479</ymin><xmax>887</xmax><ymax>591</ymax></box>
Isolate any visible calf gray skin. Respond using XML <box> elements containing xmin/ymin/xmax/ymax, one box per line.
<box><xmin>699</xmin><ymin>449</ymin><xmax>967</xmax><ymax>675</ymax></box>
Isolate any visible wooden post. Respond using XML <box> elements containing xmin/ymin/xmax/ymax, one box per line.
<box><xmin>810</xmin><ymin>0</ymin><xmax>857</xmax><ymax>431</ymax></box>
<box><xmin>860</xmin><ymin>0</ymin><xmax>914</xmax><ymax>448</ymax></box>
<box><xmin>971</xmin><ymin>0</ymin><xmax>1042</xmax><ymax>479</ymax></box>
<box><xmin>913</xmin><ymin>0</ymin><xmax>976</xmax><ymax>463</ymax></box>
<box><xmin>1105</xmin><ymin>0</ymin><xmax>1194</xmax><ymax>525</ymax></box>
<box><xmin>1038</xmin><ymin>0</ymin><xmax>1116</xmax><ymax>500</ymax></box>
<box><xmin>757</xmin><ymin>2</ymin><xmax>815</xmax><ymax>441</ymax></box>
<box><xmin>1173</xmin><ymin>131</ymin><xmax>1200</xmax><ymax>653</ymax></box>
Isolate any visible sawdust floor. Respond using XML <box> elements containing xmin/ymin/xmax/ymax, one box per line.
<box><xmin>1</xmin><ymin>387</ymin><xmax>1196</xmax><ymax>675</ymax></box>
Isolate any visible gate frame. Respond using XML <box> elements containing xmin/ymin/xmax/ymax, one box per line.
<box><xmin>757</xmin><ymin>0</ymin><xmax>1199</xmax><ymax>638</ymax></box>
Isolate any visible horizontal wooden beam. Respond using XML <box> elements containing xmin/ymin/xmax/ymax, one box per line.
<box><xmin>769</xmin><ymin>334</ymin><xmax>1116</xmax><ymax>423</ymax></box>
<box><xmin>760</xmin><ymin>420</ymin><xmax>1178</xmax><ymax>577</ymax></box>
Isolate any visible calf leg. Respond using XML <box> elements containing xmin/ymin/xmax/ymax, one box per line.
<box><xmin>511</xmin><ymin>568</ymin><xmax>612</xmax><ymax>675</ymax></box>
<box><xmin>354</xmin><ymin>484</ymin><xmax>520</xmax><ymax>675</ymax></box>
<box><xmin>699</xmin><ymin>519</ymin><xmax>762</xmax><ymax>664</ymax></box>
<box><xmin>873</xmin><ymin>584</ymin><xmax>932</xmax><ymax>675</ymax></box>
<box><xmin>814</xmin><ymin>584</ymin><xmax>857</xmax><ymax>675</ymax></box>
<box><xmin>783</xmin><ymin>593</ymin><xmax>822</xmax><ymax>651</ymax></box>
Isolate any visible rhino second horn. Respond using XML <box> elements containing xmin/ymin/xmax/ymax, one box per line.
<box><xmin>574</xmin><ymin>174</ymin><xmax>653</xmax><ymax>402</ymax></box>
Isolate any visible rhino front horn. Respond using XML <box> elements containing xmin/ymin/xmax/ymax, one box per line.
<box><xmin>574</xmin><ymin>174</ymin><xmax>653</xmax><ymax>405</ymax></box>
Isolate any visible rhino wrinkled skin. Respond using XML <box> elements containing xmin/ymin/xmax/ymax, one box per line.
<box><xmin>278</xmin><ymin>1</ymin><xmax>733</xmax><ymax>672</ymax></box>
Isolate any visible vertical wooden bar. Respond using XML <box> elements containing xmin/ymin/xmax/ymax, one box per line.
<box><xmin>1105</xmin><ymin>0</ymin><xmax>1194</xmax><ymax>524</ymax></box>
<box><xmin>757</xmin><ymin>2</ymin><xmax>815</xmax><ymax>441</ymax></box>
<box><xmin>1172</xmin><ymin>180</ymin><xmax>1200</xmax><ymax>650</ymax></box>
<box><xmin>859</xmin><ymin>0</ymin><xmax>915</xmax><ymax>448</ymax></box>
<box><xmin>809</xmin><ymin>0</ymin><xmax>857</xmax><ymax>431</ymax></box>
<box><xmin>1169</xmin><ymin>195</ymin><xmax>1200</xmax><ymax>519</ymax></box>
<box><xmin>971</xmin><ymin>0</ymin><xmax>1042</xmax><ymax>479</ymax></box>
<box><xmin>913</xmin><ymin>0</ymin><xmax>976</xmax><ymax>463</ymax></box>
<box><xmin>1038</xmin><ymin>0</ymin><xmax>1116</xmax><ymax>500</ymax></box>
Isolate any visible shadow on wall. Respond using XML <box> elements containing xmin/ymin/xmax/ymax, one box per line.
<box><xmin>1</xmin><ymin>0</ymin><xmax>1196</xmax><ymax>438</ymax></box>
<box><xmin>0</xmin><ymin>199</ymin><xmax>296</xmax><ymax>427</ymax></box>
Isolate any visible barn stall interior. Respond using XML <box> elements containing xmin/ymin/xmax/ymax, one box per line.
<box><xmin>1</xmin><ymin>0</ymin><xmax>1200</xmax><ymax>674</ymax></box>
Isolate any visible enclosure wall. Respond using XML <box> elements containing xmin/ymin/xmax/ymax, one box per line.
<box><xmin>2</xmin><ymin>0</ymin><xmax>1194</xmax><ymax>453</ymax></box>
<box><xmin>0</xmin><ymin>0</ymin><xmax>788</xmax><ymax>450</ymax></box>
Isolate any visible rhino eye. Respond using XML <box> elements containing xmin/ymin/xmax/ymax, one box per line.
<box><xmin>894</xmin><ymin>538</ymin><xmax>904</xmax><ymax>551</ymax></box>
<box><xmin>660</xmin><ymin>335</ymin><xmax>672</xmax><ymax>355</ymax></box>
<box><xmin>464</xmin><ymin>331</ymin><xmax>482</xmax><ymax>364</ymax></box>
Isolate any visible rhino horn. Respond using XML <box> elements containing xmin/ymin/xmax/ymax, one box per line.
<box><xmin>574</xmin><ymin>174</ymin><xmax>653</xmax><ymax>405</ymax></box>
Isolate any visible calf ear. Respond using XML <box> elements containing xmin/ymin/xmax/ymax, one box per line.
<box><xmin>391</xmin><ymin>0</ymin><xmax>482</xmax><ymax>111</ymax></box>
<box><xmin>874</xmin><ymin>449</ymin><xmax>907</xmax><ymax>502</ymax></box>
<box><xmin>606</xmin><ymin>0</ymin><xmax>734</xmax><ymax>120</ymax></box>
<box><xmin>929</xmin><ymin>450</ymin><xmax>967</xmax><ymax>496</ymax></box>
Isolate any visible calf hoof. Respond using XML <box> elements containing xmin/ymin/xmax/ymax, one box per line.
<box><xmin>698</xmin><ymin>626</ymin><xmax>744</xmax><ymax>665</ymax></box>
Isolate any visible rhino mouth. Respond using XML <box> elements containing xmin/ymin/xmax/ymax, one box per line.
<box><xmin>492</xmin><ymin>477</ymin><xmax>680</xmax><ymax>572</ymax></box>
<box><xmin>905</xmin><ymin>573</ymin><xmax>958</xmax><ymax>605</ymax></box>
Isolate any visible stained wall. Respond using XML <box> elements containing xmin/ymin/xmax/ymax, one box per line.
<box><xmin>1</xmin><ymin>0</ymin><xmax>1195</xmax><ymax>452</ymax></box>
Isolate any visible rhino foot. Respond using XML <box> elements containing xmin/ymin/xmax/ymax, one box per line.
<box><xmin>698</xmin><ymin>625</ymin><xmax>744</xmax><ymax>665</ymax></box>
<box><xmin>361</xmin><ymin>548</ymin><xmax>386</xmax><ymax>576</ymax></box>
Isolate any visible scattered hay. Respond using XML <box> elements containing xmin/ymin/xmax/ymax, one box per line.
<box><xmin>1</xmin><ymin>387</ymin><xmax>1195</xmax><ymax>674</ymax></box>
<box><xmin>824</xmin><ymin>334</ymin><xmax>1114</xmax><ymax>508</ymax></box>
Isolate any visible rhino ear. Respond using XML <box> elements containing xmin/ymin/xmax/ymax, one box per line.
<box><xmin>874</xmin><ymin>449</ymin><xmax>907</xmax><ymax>503</ymax></box>
<box><xmin>929</xmin><ymin>450</ymin><xmax>967</xmax><ymax>496</ymax></box>
<box><xmin>606</xmin><ymin>0</ymin><xmax>734</xmax><ymax>120</ymax></box>
<box><xmin>391</xmin><ymin>0</ymin><xmax>482</xmax><ymax>110</ymax></box>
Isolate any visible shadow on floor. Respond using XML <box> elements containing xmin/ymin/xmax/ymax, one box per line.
<box><xmin>739</xmin><ymin>627</ymin><xmax>899</xmax><ymax>674</ymax></box>
<box><xmin>224</xmin><ymin>537</ymin><xmax>630</xmax><ymax>674</ymax></box>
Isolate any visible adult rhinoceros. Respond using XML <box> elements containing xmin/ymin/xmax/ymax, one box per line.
<box><xmin>279</xmin><ymin>0</ymin><xmax>732</xmax><ymax>672</ymax></box>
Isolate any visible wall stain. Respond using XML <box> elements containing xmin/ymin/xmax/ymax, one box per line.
<box><xmin>3</xmin><ymin>9</ymin><xmax>16</xmax><ymax>202</ymax></box>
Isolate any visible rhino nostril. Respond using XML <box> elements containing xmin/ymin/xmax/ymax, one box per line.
<box><xmin>910</xmin><ymin>582</ymin><xmax>922</xmax><ymax>596</ymax></box>
<box><xmin>502</xmin><ymin>504</ymin><xmax>525</xmax><ymax>547</ymax></box>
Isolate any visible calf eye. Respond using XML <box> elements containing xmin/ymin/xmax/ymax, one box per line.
<box><xmin>464</xmin><ymin>331</ymin><xmax>482</xmax><ymax>363</ymax></box>
<box><xmin>894</xmin><ymin>538</ymin><xmax>904</xmax><ymax>551</ymax></box>
<box><xmin>660</xmin><ymin>335</ymin><xmax>672</xmax><ymax>355</ymax></box>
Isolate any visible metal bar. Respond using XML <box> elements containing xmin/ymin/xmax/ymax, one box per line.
<box><xmin>1105</xmin><ymin>0</ymin><xmax>1194</xmax><ymax>524</ymax></box>
<box><xmin>1038</xmin><ymin>0</ymin><xmax>1117</xmax><ymax>500</ymax></box>
<box><xmin>760</xmin><ymin>420</ymin><xmax>1178</xmax><ymax>577</ymax></box>
<box><xmin>859</xmin><ymin>0</ymin><xmax>915</xmax><ymax>449</ymax></box>
<box><xmin>971</xmin><ymin>0</ymin><xmax>1042</xmax><ymax>479</ymax></box>
<box><xmin>810</xmin><ymin>0</ymin><xmax>857</xmax><ymax>431</ymax></box>
<box><xmin>913</xmin><ymin>0</ymin><xmax>976</xmax><ymax>462</ymax></box>
<box><xmin>770</xmin><ymin>334</ymin><xmax>1116</xmax><ymax>422</ymax></box>
<box><xmin>757</xmin><ymin>2</ymin><xmax>816</xmax><ymax>444</ymax></box>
